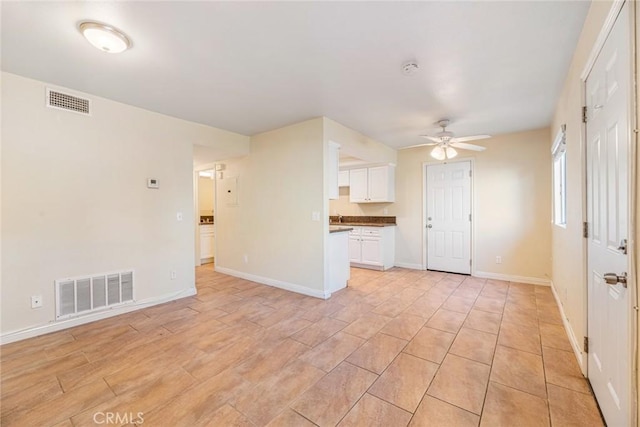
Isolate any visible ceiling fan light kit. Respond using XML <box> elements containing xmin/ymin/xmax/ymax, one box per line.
<box><xmin>445</xmin><ymin>146</ymin><xmax>458</xmax><ymax>159</ymax></box>
<box><xmin>430</xmin><ymin>146</ymin><xmax>446</xmax><ymax>160</ymax></box>
<box><xmin>430</xmin><ymin>145</ymin><xmax>458</xmax><ymax>160</ymax></box>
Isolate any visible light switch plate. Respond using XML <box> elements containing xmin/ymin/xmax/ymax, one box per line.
<box><xmin>177</xmin><ymin>212</ymin><xmax>183</xmax><ymax>221</ymax></box>
<box><xmin>312</xmin><ymin>211</ymin><xmax>320</xmax><ymax>221</ymax></box>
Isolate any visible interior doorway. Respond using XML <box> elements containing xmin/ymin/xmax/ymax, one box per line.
<box><xmin>195</xmin><ymin>169</ymin><xmax>216</xmax><ymax>265</ymax></box>
<box><xmin>423</xmin><ymin>160</ymin><xmax>472</xmax><ymax>274</ymax></box>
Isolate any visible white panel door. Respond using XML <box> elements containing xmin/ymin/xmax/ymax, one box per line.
<box><xmin>586</xmin><ymin>4</ymin><xmax>630</xmax><ymax>427</ymax></box>
<box><xmin>426</xmin><ymin>161</ymin><xmax>471</xmax><ymax>274</ymax></box>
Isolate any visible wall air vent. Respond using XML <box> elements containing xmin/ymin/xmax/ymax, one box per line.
<box><xmin>46</xmin><ymin>88</ymin><xmax>91</xmax><ymax>115</ymax></box>
<box><xmin>55</xmin><ymin>270</ymin><xmax>134</xmax><ymax>320</ymax></box>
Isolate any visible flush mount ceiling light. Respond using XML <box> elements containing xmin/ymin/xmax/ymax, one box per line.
<box><xmin>79</xmin><ymin>21</ymin><xmax>131</xmax><ymax>53</ymax></box>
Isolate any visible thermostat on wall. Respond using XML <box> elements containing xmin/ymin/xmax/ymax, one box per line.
<box><xmin>147</xmin><ymin>178</ymin><xmax>159</xmax><ymax>189</ymax></box>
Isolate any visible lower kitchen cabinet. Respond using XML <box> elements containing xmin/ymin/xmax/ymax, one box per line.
<box><xmin>200</xmin><ymin>224</ymin><xmax>215</xmax><ymax>263</ymax></box>
<box><xmin>348</xmin><ymin>226</ymin><xmax>395</xmax><ymax>270</ymax></box>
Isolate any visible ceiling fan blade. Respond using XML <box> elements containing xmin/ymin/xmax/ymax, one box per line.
<box><xmin>400</xmin><ymin>142</ymin><xmax>440</xmax><ymax>150</ymax></box>
<box><xmin>450</xmin><ymin>142</ymin><xmax>486</xmax><ymax>151</ymax></box>
<box><xmin>451</xmin><ymin>134</ymin><xmax>491</xmax><ymax>143</ymax></box>
<box><xmin>419</xmin><ymin>135</ymin><xmax>442</xmax><ymax>143</ymax></box>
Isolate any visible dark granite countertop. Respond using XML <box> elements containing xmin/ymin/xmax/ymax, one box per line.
<box><xmin>330</xmin><ymin>222</ymin><xmax>396</xmax><ymax>227</ymax></box>
<box><xmin>328</xmin><ymin>215</ymin><xmax>396</xmax><ymax>227</ymax></box>
<box><xmin>329</xmin><ymin>225</ymin><xmax>353</xmax><ymax>233</ymax></box>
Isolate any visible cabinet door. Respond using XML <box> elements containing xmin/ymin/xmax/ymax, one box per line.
<box><xmin>360</xmin><ymin>237</ymin><xmax>382</xmax><ymax>265</ymax></box>
<box><xmin>349</xmin><ymin>237</ymin><xmax>362</xmax><ymax>263</ymax></box>
<box><xmin>367</xmin><ymin>166</ymin><xmax>391</xmax><ymax>202</ymax></box>
<box><xmin>349</xmin><ymin>168</ymin><xmax>368</xmax><ymax>202</ymax></box>
<box><xmin>200</xmin><ymin>233</ymin><xmax>213</xmax><ymax>258</ymax></box>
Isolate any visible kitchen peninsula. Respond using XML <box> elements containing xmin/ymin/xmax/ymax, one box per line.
<box><xmin>327</xmin><ymin>225</ymin><xmax>352</xmax><ymax>294</ymax></box>
<box><xmin>330</xmin><ymin>216</ymin><xmax>396</xmax><ymax>271</ymax></box>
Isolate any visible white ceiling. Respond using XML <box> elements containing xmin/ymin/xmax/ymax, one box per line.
<box><xmin>1</xmin><ymin>1</ymin><xmax>590</xmax><ymax>149</ymax></box>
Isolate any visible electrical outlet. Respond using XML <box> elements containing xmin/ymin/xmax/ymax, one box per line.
<box><xmin>176</xmin><ymin>212</ymin><xmax>183</xmax><ymax>221</ymax></box>
<box><xmin>311</xmin><ymin>211</ymin><xmax>320</xmax><ymax>221</ymax></box>
<box><xmin>170</xmin><ymin>270</ymin><xmax>177</xmax><ymax>280</ymax></box>
<box><xmin>383</xmin><ymin>208</ymin><xmax>388</xmax><ymax>215</ymax></box>
<box><xmin>31</xmin><ymin>295</ymin><xmax>43</xmax><ymax>308</ymax></box>
<box><xmin>243</xmin><ymin>254</ymin><xmax>249</xmax><ymax>264</ymax></box>
<box><xmin>495</xmin><ymin>256</ymin><xmax>502</xmax><ymax>264</ymax></box>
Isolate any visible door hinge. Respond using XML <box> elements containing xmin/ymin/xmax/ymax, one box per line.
<box><xmin>582</xmin><ymin>106</ymin><xmax>588</xmax><ymax>123</ymax></box>
<box><xmin>583</xmin><ymin>222</ymin><xmax>589</xmax><ymax>238</ymax></box>
<box><xmin>469</xmin><ymin>213</ymin><xmax>472</xmax><ymax>221</ymax></box>
<box><xmin>469</xmin><ymin>170</ymin><xmax>472</xmax><ymax>177</ymax></box>
<box><xmin>469</xmin><ymin>259</ymin><xmax>472</xmax><ymax>266</ymax></box>
<box><xmin>583</xmin><ymin>336</ymin><xmax>589</xmax><ymax>353</ymax></box>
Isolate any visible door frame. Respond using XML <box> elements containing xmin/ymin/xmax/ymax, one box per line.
<box><xmin>421</xmin><ymin>158</ymin><xmax>475</xmax><ymax>272</ymax></box>
<box><xmin>581</xmin><ymin>0</ymin><xmax>638</xmax><ymax>424</ymax></box>
<box><xmin>193</xmin><ymin>164</ymin><xmax>218</xmax><ymax>267</ymax></box>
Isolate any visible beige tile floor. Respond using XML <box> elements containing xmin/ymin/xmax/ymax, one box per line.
<box><xmin>0</xmin><ymin>265</ymin><xmax>605</xmax><ymax>426</ymax></box>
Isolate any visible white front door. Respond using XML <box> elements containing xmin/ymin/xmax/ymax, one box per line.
<box><xmin>426</xmin><ymin>161</ymin><xmax>471</xmax><ymax>274</ymax></box>
<box><xmin>586</xmin><ymin>3</ymin><xmax>631</xmax><ymax>426</ymax></box>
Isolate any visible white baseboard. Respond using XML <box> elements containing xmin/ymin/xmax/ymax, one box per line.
<box><xmin>473</xmin><ymin>270</ymin><xmax>551</xmax><ymax>286</ymax></box>
<box><xmin>394</xmin><ymin>262</ymin><xmax>423</xmax><ymax>270</ymax></box>
<box><xmin>550</xmin><ymin>281</ymin><xmax>587</xmax><ymax>375</ymax></box>
<box><xmin>214</xmin><ymin>266</ymin><xmax>330</xmax><ymax>300</ymax></box>
<box><xmin>0</xmin><ymin>287</ymin><xmax>197</xmax><ymax>345</ymax></box>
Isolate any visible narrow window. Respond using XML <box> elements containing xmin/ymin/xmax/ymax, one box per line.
<box><xmin>552</xmin><ymin>125</ymin><xmax>567</xmax><ymax>227</ymax></box>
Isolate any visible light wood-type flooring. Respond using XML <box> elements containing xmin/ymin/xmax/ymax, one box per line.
<box><xmin>1</xmin><ymin>265</ymin><xmax>604</xmax><ymax>426</ymax></box>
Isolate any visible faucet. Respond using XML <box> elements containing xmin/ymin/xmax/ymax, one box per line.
<box><xmin>338</xmin><ymin>214</ymin><xmax>343</xmax><ymax>224</ymax></box>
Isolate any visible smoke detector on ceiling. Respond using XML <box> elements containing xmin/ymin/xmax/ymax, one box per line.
<box><xmin>401</xmin><ymin>61</ymin><xmax>419</xmax><ymax>76</ymax></box>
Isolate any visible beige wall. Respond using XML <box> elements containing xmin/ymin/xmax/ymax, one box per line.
<box><xmin>323</xmin><ymin>117</ymin><xmax>396</xmax><ymax>165</ymax></box>
<box><xmin>198</xmin><ymin>175</ymin><xmax>214</xmax><ymax>216</ymax></box>
<box><xmin>215</xmin><ymin>118</ymin><xmax>327</xmax><ymax>296</ymax></box>
<box><xmin>550</xmin><ymin>0</ymin><xmax>615</xmax><ymax>371</ymax></box>
<box><xmin>1</xmin><ymin>72</ymin><xmax>246</xmax><ymax>339</ymax></box>
<box><xmin>394</xmin><ymin>128</ymin><xmax>552</xmax><ymax>280</ymax></box>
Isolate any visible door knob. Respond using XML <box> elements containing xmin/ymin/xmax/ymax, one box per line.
<box><xmin>604</xmin><ymin>272</ymin><xmax>627</xmax><ymax>288</ymax></box>
<box><xmin>427</xmin><ymin>224</ymin><xmax>432</xmax><ymax>229</ymax></box>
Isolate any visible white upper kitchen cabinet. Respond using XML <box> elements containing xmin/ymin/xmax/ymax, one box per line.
<box><xmin>338</xmin><ymin>170</ymin><xmax>350</xmax><ymax>187</ymax></box>
<box><xmin>328</xmin><ymin>142</ymin><xmax>340</xmax><ymax>200</ymax></box>
<box><xmin>349</xmin><ymin>165</ymin><xmax>395</xmax><ymax>203</ymax></box>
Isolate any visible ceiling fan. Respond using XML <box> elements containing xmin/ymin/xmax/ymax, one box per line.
<box><xmin>404</xmin><ymin>119</ymin><xmax>490</xmax><ymax>160</ymax></box>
